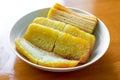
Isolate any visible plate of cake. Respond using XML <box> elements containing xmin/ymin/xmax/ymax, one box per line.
<box><xmin>9</xmin><ymin>3</ymin><xmax>110</xmax><ymax>72</ymax></box>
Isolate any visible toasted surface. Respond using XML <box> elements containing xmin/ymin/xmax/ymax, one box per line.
<box><xmin>24</xmin><ymin>23</ymin><xmax>59</xmax><ymax>51</ymax></box>
<box><xmin>33</xmin><ymin>17</ymin><xmax>66</xmax><ymax>31</ymax></box>
<box><xmin>53</xmin><ymin>3</ymin><xmax>97</xmax><ymax>22</ymax></box>
<box><xmin>23</xmin><ymin>22</ymin><xmax>91</xmax><ymax>63</ymax></box>
<box><xmin>48</xmin><ymin>3</ymin><xmax>97</xmax><ymax>33</ymax></box>
<box><xmin>54</xmin><ymin>32</ymin><xmax>90</xmax><ymax>63</ymax></box>
<box><xmin>15</xmin><ymin>38</ymin><xmax>38</xmax><ymax>63</ymax></box>
<box><xmin>34</xmin><ymin>17</ymin><xmax>95</xmax><ymax>51</ymax></box>
<box><xmin>63</xmin><ymin>24</ymin><xmax>95</xmax><ymax>50</ymax></box>
<box><xmin>15</xmin><ymin>38</ymin><xmax>79</xmax><ymax>68</ymax></box>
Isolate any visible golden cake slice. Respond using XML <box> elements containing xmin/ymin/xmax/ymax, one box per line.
<box><xmin>33</xmin><ymin>17</ymin><xmax>66</xmax><ymax>31</ymax></box>
<box><xmin>23</xmin><ymin>22</ymin><xmax>91</xmax><ymax>63</ymax></box>
<box><xmin>33</xmin><ymin>17</ymin><xmax>95</xmax><ymax>51</ymax></box>
<box><xmin>54</xmin><ymin>32</ymin><xmax>90</xmax><ymax>63</ymax></box>
<box><xmin>63</xmin><ymin>24</ymin><xmax>95</xmax><ymax>51</ymax></box>
<box><xmin>53</xmin><ymin>3</ymin><xmax>97</xmax><ymax>22</ymax></box>
<box><xmin>15</xmin><ymin>38</ymin><xmax>38</xmax><ymax>64</ymax></box>
<box><xmin>48</xmin><ymin>3</ymin><xmax>98</xmax><ymax>33</ymax></box>
<box><xmin>24</xmin><ymin>23</ymin><xmax>59</xmax><ymax>51</ymax></box>
<box><xmin>15</xmin><ymin>38</ymin><xmax>79</xmax><ymax>68</ymax></box>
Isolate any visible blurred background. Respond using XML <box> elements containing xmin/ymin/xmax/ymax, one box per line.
<box><xmin>0</xmin><ymin>0</ymin><xmax>120</xmax><ymax>80</ymax></box>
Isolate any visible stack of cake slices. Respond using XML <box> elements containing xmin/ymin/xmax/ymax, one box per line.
<box><xmin>15</xmin><ymin>3</ymin><xmax>97</xmax><ymax>68</ymax></box>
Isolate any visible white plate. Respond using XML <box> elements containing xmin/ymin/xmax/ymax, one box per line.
<box><xmin>9</xmin><ymin>8</ymin><xmax>110</xmax><ymax>72</ymax></box>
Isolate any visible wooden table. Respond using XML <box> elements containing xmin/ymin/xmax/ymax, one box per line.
<box><xmin>0</xmin><ymin>0</ymin><xmax>120</xmax><ymax>80</ymax></box>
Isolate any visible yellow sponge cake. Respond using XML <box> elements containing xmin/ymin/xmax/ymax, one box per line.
<box><xmin>63</xmin><ymin>24</ymin><xmax>95</xmax><ymax>51</ymax></box>
<box><xmin>14</xmin><ymin>3</ymin><xmax>97</xmax><ymax>68</ymax></box>
<box><xmin>48</xmin><ymin>3</ymin><xmax>97</xmax><ymax>33</ymax></box>
<box><xmin>33</xmin><ymin>17</ymin><xmax>95</xmax><ymax>51</ymax></box>
<box><xmin>24</xmin><ymin>23</ymin><xmax>59</xmax><ymax>51</ymax></box>
<box><xmin>15</xmin><ymin>38</ymin><xmax>79</xmax><ymax>68</ymax></box>
<box><xmin>54</xmin><ymin>32</ymin><xmax>90</xmax><ymax>63</ymax></box>
<box><xmin>33</xmin><ymin>17</ymin><xmax>66</xmax><ymax>31</ymax></box>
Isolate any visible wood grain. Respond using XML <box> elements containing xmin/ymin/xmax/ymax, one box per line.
<box><xmin>0</xmin><ymin>0</ymin><xmax>120</xmax><ymax>80</ymax></box>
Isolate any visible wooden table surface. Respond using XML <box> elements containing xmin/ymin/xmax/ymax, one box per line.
<box><xmin>0</xmin><ymin>0</ymin><xmax>120</xmax><ymax>80</ymax></box>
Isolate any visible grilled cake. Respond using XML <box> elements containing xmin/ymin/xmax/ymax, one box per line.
<box><xmin>15</xmin><ymin>38</ymin><xmax>79</xmax><ymax>68</ymax></box>
<box><xmin>63</xmin><ymin>24</ymin><xmax>95</xmax><ymax>51</ymax></box>
<box><xmin>33</xmin><ymin>17</ymin><xmax>95</xmax><ymax>51</ymax></box>
<box><xmin>33</xmin><ymin>17</ymin><xmax>66</xmax><ymax>31</ymax></box>
<box><xmin>47</xmin><ymin>3</ymin><xmax>97</xmax><ymax>33</ymax></box>
<box><xmin>54</xmin><ymin>32</ymin><xmax>90</xmax><ymax>63</ymax></box>
<box><xmin>24</xmin><ymin>23</ymin><xmax>59</xmax><ymax>51</ymax></box>
<box><xmin>23</xmin><ymin>23</ymin><xmax>90</xmax><ymax>63</ymax></box>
